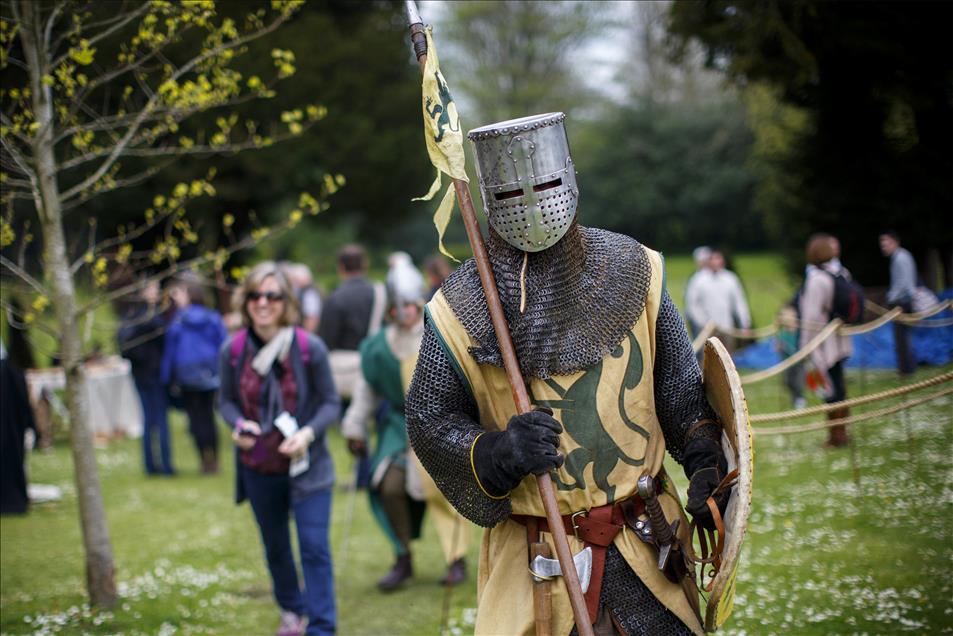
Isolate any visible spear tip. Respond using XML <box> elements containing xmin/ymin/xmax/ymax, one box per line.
<box><xmin>405</xmin><ymin>0</ymin><xmax>422</xmax><ymax>27</ymax></box>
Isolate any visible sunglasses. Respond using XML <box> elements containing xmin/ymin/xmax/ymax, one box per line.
<box><xmin>247</xmin><ymin>291</ymin><xmax>285</xmax><ymax>303</ymax></box>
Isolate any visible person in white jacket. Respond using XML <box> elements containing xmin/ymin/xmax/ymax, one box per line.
<box><xmin>691</xmin><ymin>250</ymin><xmax>751</xmax><ymax>351</ymax></box>
<box><xmin>684</xmin><ymin>245</ymin><xmax>712</xmax><ymax>338</ymax></box>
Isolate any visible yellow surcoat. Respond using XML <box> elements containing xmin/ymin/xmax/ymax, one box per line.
<box><xmin>425</xmin><ymin>246</ymin><xmax>703</xmax><ymax>636</ymax></box>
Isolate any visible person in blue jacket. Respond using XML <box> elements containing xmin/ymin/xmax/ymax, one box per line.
<box><xmin>118</xmin><ymin>279</ymin><xmax>174</xmax><ymax>475</ymax></box>
<box><xmin>161</xmin><ymin>273</ymin><xmax>227</xmax><ymax>473</ymax></box>
<box><xmin>217</xmin><ymin>262</ymin><xmax>340</xmax><ymax>636</ymax></box>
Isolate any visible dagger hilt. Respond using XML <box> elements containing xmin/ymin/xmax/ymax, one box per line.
<box><xmin>638</xmin><ymin>474</ymin><xmax>674</xmax><ymax>547</ymax></box>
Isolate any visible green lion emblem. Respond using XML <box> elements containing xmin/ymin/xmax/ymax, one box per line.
<box><xmin>532</xmin><ymin>332</ymin><xmax>648</xmax><ymax>502</ymax></box>
<box><xmin>425</xmin><ymin>69</ymin><xmax>459</xmax><ymax>143</ymax></box>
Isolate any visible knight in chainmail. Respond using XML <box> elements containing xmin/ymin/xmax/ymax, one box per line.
<box><xmin>406</xmin><ymin>113</ymin><xmax>729</xmax><ymax>636</ymax></box>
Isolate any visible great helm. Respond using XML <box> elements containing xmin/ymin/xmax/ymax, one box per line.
<box><xmin>468</xmin><ymin>112</ymin><xmax>578</xmax><ymax>252</ymax></box>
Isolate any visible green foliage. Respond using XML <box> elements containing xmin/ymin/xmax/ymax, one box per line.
<box><xmin>440</xmin><ymin>0</ymin><xmax>611</xmax><ymax>123</ymax></box>
<box><xmin>575</xmin><ymin>99</ymin><xmax>758</xmax><ymax>251</ymax></box>
<box><xmin>742</xmin><ymin>84</ymin><xmax>813</xmax><ymax>251</ymax></box>
<box><xmin>668</xmin><ymin>1</ymin><xmax>953</xmax><ymax>284</ymax></box>
<box><xmin>70</xmin><ymin>2</ymin><xmax>435</xmax><ymax>269</ymax></box>
<box><xmin>0</xmin><ymin>0</ymin><xmax>340</xmax><ymax>340</ymax></box>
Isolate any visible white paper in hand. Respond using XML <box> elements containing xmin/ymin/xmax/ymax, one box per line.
<box><xmin>274</xmin><ymin>412</ymin><xmax>309</xmax><ymax>477</ymax></box>
<box><xmin>274</xmin><ymin>411</ymin><xmax>299</xmax><ymax>438</ymax></box>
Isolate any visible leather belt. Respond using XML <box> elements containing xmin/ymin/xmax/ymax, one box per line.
<box><xmin>511</xmin><ymin>476</ymin><xmax>660</xmax><ymax>626</ymax></box>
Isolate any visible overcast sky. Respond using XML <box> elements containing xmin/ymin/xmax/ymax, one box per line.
<box><xmin>416</xmin><ymin>0</ymin><xmax>636</xmax><ymax>105</ymax></box>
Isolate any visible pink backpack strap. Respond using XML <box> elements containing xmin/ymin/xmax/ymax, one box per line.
<box><xmin>294</xmin><ymin>326</ymin><xmax>311</xmax><ymax>364</ymax></box>
<box><xmin>229</xmin><ymin>328</ymin><xmax>248</xmax><ymax>367</ymax></box>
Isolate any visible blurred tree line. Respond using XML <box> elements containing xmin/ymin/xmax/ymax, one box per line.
<box><xmin>11</xmin><ymin>0</ymin><xmax>948</xmax><ymax>289</ymax></box>
<box><xmin>668</xmin><ymin>0</ymin><xmax>953</xmax><ymax>287</ymax></box>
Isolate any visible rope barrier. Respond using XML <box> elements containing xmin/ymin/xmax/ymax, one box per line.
<box><xmin>713</xmin><ymin>323</ymin><xmax>780</xmax><ymax>340</ymax></box>
<box><xmin>739</xmin><ymin>319</ymin><xmax>842</xmax><ymax>384</ymax></box>
<box><xmin>749</xmin><ymin>370</ymin><xmax>953</xmax><ymax>422</ymax></box>
<box><xmin>900</xmin><ymin>317</ymin><xmax>953</xmax><ymax>328</ymax></box>
<box><xmin>698</xmin><ymin>299</ymin><xmax>951</xmax><ymax>345</ymax></box>
<box><xmin>694</xmin><ymin>299</ymin><xmax>951</xmax><ymax>377</ymax></box>
<box><xmin>865</xmin><ymin>298</ymin><xmax>952</xmax><ymax>321</ymax></box>
<box><xmin>751</xmin><ymin>385</ymin><xmax>953</xmax><ymax>436</ymax></box>
<box><xmin>691</xmin><ymin>323</ymin><xmax>717</xmax><ymax>353</ymax></box>
<box><xmin>838</xmin><ymin>307</ymin><xmax>902</xmax><ymax>336</ymax></box>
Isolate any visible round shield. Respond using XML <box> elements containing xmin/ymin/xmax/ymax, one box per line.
<box><xmin>701</xmin><ymin>337</ymin><xmax>754</xmax><ymax>632</ymax></box>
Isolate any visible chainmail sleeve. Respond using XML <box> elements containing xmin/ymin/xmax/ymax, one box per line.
<box><xmin>406</xmin><ymin>324</ymin><xmax>512</xmax><ymax>527</ymax></box>
<box><xmin>653</xmin><ymin>291</ymin><xmax>720</xmax><ymax>466</ymax></box>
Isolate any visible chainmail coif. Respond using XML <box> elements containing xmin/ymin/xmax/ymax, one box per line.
<box><xmin>441</xmin><ymin>223</ymin><xmax>652</xmax><ymax>379</ymax></box>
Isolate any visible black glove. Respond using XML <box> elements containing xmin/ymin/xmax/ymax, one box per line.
<box><xmin>472</xmin><ymin>408</ymin><xmax>564</xmax><ymax>497</ymax></box>
<box><xmin>683</xmin><ymin>437</ymin><xmax>731</xmax><ymax>532</ymax></box>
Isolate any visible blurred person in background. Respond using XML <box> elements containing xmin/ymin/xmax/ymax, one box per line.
<box><xmin>319</xmin><ymin>244</ymin><xmax>386</xmax><ymax>490</ymax></box>
<box><xmin>879</xmin><ymin>231</ymin><xmax>917</xmax><ymax>376</ymax></box>
<box><xmin>424</xmin><ymin>254</ymin><xmax>453</xmax><ymax>300</ymax></box>
<box><xmin>690</xmin><ymin>249</ymin><xmax>751</xmax><ymax>352</ymax></box>
<box><xmin>774</xmin><ymin>304</ymin><xmax>806</xmax><ymax>410</ymax></box>
<box><xmin>282</xmin><ymin>262</ymin><xmax>323</xmax><ymax>334</ymax></box>
<box><xmin>217</xmin><ymin>262</ymin><xmax>339</xmax><ymax>636</ymax></box>
<box><xmin>342</xmin><ymin>253</ymin><xmax>471</xmax><ymax>590</ymax></box>
<box><xmin>161</xmin><ymin>272</ymin><xmax>227</xmax><ymax>474</ymax></box>
<box><xmin>118</xmin><ymin>279</ymin><xmax>175</xmax><ymax>476</ymax></box>
<box><xmin>683</xmin><ymin>245</ymin><xmax>712</xmax><ymax>338</ymax></box>
<box><xmin>1</xmin><ymin>340</ymin><xmax>37</xmax><ymax>515</ymax></box>
<box><xmin>319</xmin><ymin>244</ymin><xmax>386</xmax><ymax>401</ymax></box>
<box><xmin>800</xmin><ymin>233</ymin><xmax>853</xmax><ymax>448</ymax></box>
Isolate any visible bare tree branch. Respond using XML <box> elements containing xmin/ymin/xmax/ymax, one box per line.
<box><xmin>77</xmin><ymin>221</ymin><xmax>295</xmax><ymax>315</ymax></box>
<box><xmin>58</xmin><ymin>11</ymin><xmax>293</xmax><ymax>203</ymax></box>
<box><xmin>43</xmin><ymin>1</ymin><xmax>67</xmax><ymax>59</ymax></box>
<box><xmin>55</xmin><ymin>82</ymin><xmax>284</xmax><ymax>159</ymax></box>
<box><xmin>59</xmin><ymin>116</ymin><xmax>312</xmax><ymax>177</ymax></box>
<box><xmin>3</xmin><ymin>56</ymin><xmax>28</xmax><ymax>71</ymax></box>
<box><xmin>0</xmin><ymin>254</ymin><xmax>48</xmax><ymax>296</ymax></box>
<box><xmin>62</xmin><ymin>157</ymin><xmax>173</xmax><ymax>214</ymax></box>
<box><xmin>49</xmin><ymin>2</ymin><xmax>149</xmax><ymax>70</ymax></box>
<box><xmin>1</xmin><ymin>301</ymin><xmax>61</xmax><ymax>341</ymax></box>
<box><xmin>0</xmin><ymin>130</ymin><xmax>38</xmax><ymax>185</ymax></box>
<box><xmin>2</xmin><ymin>177</ymin><xmax>33</xmax><ymax>189</ymax></box>
<box><xmin>61</xmin><ymin>45</ymin><xmax>166</xmax><ymax>124</ymax></box>
<box><xmin>0</xmin><ymin>111</ymin><xmax>36</xmax><ymax>145</ymax></box>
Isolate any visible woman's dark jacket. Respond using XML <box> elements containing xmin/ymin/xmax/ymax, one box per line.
<box><xmin>217</xmin><ymin>330</ymin><xmax>340</xmax><ymax>504</ymax></box>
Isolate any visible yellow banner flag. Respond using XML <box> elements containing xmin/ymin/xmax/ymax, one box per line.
<box><xmin>412</xmin><ymin>26</ymin><xmax>468</xmax><ymax>260</ymax></box>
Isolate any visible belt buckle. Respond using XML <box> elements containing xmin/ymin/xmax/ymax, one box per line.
<box><xmin>570</xmin><ymin>510</ymin><xmax>587</xmax><ymax>541</ymax></box>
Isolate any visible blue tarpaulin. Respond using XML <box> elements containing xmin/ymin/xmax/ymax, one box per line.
<box><xmin>732</xmin><ymin>290</ymin><xmax>953</xmax><ymax>370</ymax></box>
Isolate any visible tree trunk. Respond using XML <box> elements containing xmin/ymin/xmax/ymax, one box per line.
<box><xmin>18</xmin><ymin>1</ymin><xmax>118</xmax><ymax>609</ymax></box>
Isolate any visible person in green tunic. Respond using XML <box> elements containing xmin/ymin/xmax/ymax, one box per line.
<box><xmin>340</xmin><ymin>253</ymin><xmax>429</xmax><ymax>590</ymax></box>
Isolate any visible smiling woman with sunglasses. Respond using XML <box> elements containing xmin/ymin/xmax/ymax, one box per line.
<box><xmin>217</xmin><ymin>261</ymin><xmax>340</xmax><ymax>636</ymax></box>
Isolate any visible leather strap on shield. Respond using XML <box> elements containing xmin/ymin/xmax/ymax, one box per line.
<box><xmin>685</xmin><ymin>469</ymin><xmax>738</xmax><ymax>592</ymax></box>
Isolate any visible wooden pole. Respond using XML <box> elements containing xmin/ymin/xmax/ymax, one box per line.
<box><xmin>405</xmin><ymin>7</ymin><xmax>594</xmax><ymax>635</ymax></box>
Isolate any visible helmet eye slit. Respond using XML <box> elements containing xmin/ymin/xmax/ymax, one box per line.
<box><xmin>494</xmin><ymin>189</ymin><xmax>523</xmax><ymax>201</ymax></box>
<box><xmin>533</xmin><ymin>178</ymin><xmax>562</xmax><ymax>193</ymax></box>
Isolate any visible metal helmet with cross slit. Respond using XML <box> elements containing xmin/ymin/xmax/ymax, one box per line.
<box><xmin>468</xmin><ymin>112</ymin><xmax>578</xmax><ymax>252</ymax></box>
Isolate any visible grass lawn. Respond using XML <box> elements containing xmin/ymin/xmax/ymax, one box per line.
<box><xmin>2</xmin><ymin>253</ymin><xmax>950</xmax><ymax>634</ymax></box>
<box><xmin>3</xmin><ymin>366</ymin><xmax>950</xmax><ymax>635</ymax></box>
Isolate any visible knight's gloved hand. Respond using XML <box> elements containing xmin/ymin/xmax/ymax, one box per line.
<box><xmin>683</xmin><ymin>436</ymin><xmax>730</xmax><ymax>532</ymax></box>
<box><xmin>687</xmin><ymin>467</ymin><xmax>730</xmax><ymax>531</ymax></box>
<box><xmin>471</xmin><ymin>407</ymin><xmax>564</xmax><ymax>497</ymax></box>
